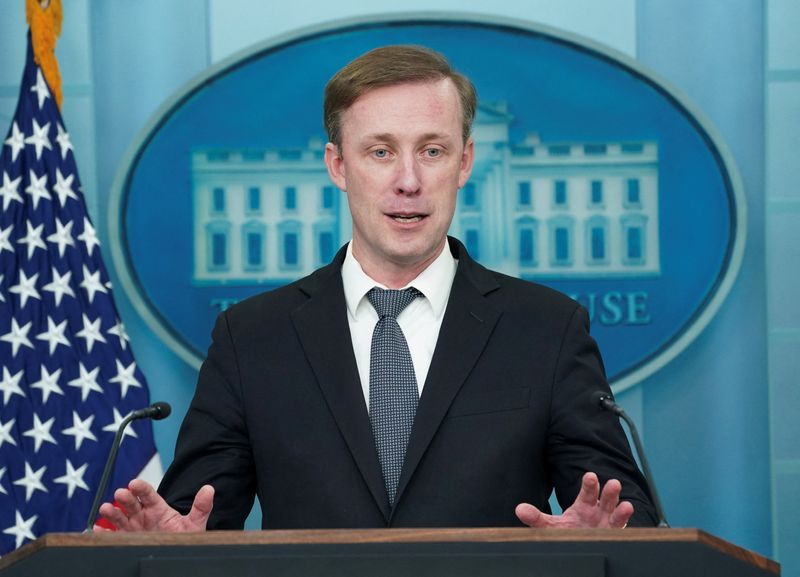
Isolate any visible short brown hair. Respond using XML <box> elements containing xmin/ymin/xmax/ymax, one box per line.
<box><xmin>324</xmin><ymin>45</ymin><xmax>477</xmax><ymax>148</ymax></box>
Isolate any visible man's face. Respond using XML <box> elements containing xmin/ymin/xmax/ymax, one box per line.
<box><xmin>324</xmin><ymin>78</ymin><xmax>474</xmax><ymax>285</ymax></box>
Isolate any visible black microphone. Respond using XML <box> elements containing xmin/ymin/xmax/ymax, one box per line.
<box><xmin>591</xmin><ymin>391</ymin><xmax>669</xmax><ymax>528</ymax></box>
<box><xmin>84</xmin><ymin>402</ymin><xmax>172</xmax><ymax>532</ymax></box>
<box><xmin>130</xmin><ymin>401</ymin><xmax>171</xmax><ymax>421</ymax></box>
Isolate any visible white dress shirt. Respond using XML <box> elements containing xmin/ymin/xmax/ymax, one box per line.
<box><xmin>341</xmin><ymin>241</ymin><xmax>458</xmax><ymax>408</ymax></box>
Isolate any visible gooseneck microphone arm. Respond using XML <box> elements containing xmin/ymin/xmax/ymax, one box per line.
<box><xmin>84</xmin><ymin>402</ymin><xmax>171</xmax><ymax>532</ymax></box>
<box><xmin>591</xmin><ymin>391</ymin><xmax>669</xmax><ymax>528</ymax></box>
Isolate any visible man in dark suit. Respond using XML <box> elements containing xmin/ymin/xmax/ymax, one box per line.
<box><xmin>99</xmin><ymin>45</ymin><xmax>656</xmax><ymax>532</ymax></box>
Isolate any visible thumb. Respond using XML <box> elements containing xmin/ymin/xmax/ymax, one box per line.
<box><xmin>186</xmin><ymin>485</ymin><xmax>215</xmax><ymax>529</ymax></box>
<box><xmin>515</xmin><ymin>502</ymin><xmax>553</xmax><ymax>528</ymax></box>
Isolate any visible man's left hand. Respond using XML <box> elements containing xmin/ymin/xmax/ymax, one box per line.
<box><xmin>515</xmin><ymin>472</ymin><xmax>633</xmax><ymax>529</ymax></box>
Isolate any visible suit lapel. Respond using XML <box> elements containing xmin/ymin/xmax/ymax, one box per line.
<box><xmin>291</xmin><ymin>251</ymin><xmax>391</xmax><ymax>520</ymax></box>
<box><xmin>393</xmin><ymin>240</ymin><xmax>502</xmax><ymax>511</ymax></box>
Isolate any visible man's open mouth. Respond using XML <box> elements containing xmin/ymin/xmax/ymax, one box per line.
<box><xmin>389</xmin><ymin>214</ymin><xmax>425</xmax><ymax>223</ymax></box>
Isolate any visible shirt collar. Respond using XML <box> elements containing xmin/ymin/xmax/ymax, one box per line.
<box><xmin>341</xmin><ymin>240</ymin><xmax>457</xmax><ymax>320</ymax></box>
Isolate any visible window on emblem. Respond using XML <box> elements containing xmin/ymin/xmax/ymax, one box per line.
<box><xmin>212</xmin><ymin>233</ymin><xmax>226</xmax><ymax>266</ymax></box>
<box><xmin>627</xmin><ymin>227</ymin><xmax>642</xmax><ymax>260</ymax></box>
<box><xmin>518</xmin><ymin>182</ymin><xmax>532</xmax><ymax>207</ymax></box>
<box><xmin>247</xmin><ymin>232</ymin><xmax>262</xmax><ymax>267</ymax></box>
<box><xmin>462</xmin><ymin>182</ymin><xmax>478</xmax><ymax>209</ymax></box>
<box><xmin>321</xmin><ymin>186</ymin><xmax>336</xmax><ymax>210</ymax></box>
<box><xmin>205</xmin><ymin>221</ymin><xmax>231</xmax><ymax>273</ymax></box>
<box><xmin>554</xmin><ymin>180</ymin><xmax>567</xmax><ymax>207</ymax></box>
<box><xmin>519</xmin><ymin>228</ymin><xmax>535</xmax><ymax>265</ymax></box>
<box><xmin>621</xmin><ymin>215</ymin><xmax>647</xmax><ymax>265</ymax></box>
<box><xmin>284</xmin><ymin>186</ymin><xmax>297</xmax><ymax>211</ymax></box>
<box><xmin>590</xmin><ymin>180</ymin><xmax>603</xmax><ymax>206</ymax></box>
<box><xmin>626</xmin><ymin>179</ymin><xmax>641</xmax><ymax>206</ymax></box>
<box><xmin>549</xmin><ymin>217</ymin><xmax>573</xmax><ymax>266</ymax></box>
<box><xmin>247</xmin><ymin>187</ymin><xmax>261</xmax><ymax>212</ymax></box>
<box><xmin>211</xmin><ymin>187</ymin><xmax>225</xmax><ymax>214</ymax></box>
<box><xmin>283</xmin><ymin>233</ymin><xmax>298</xmax><ymax>266</ymax></box>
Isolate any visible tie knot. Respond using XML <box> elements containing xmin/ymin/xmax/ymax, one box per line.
<box><xmin>367</xmin><ymin>287</ymin><xmax>422</xmax><ymax>319</ymax></box>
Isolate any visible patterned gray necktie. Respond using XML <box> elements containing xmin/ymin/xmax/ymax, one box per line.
<box><xmin>367</xmin><ymin>287</ymin><xmax>422</xmax><ymax>507</ymax></box>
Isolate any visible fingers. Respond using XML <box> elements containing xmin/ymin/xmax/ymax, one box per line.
<box><xmin>598</xmin><ymin>478</ymin><xmax>622</xmax><ymax>516</ymax></box>
<box><xmin>609</xmin><ymin>500</ymin><xmax>634</xmax><ymax>529</ymax></box>
<box><xmin>575</xmin><ymin>472</ymin><xmax>601</xmax><ymax>507</ymax></box>
<box><xmin>92</xmin><ymin>523</ymin><xmax>114</xmax><ymax>532</ymax></box>
<box><xmin>96</xmin><ymin>480</ymin><xmax>215</xmax><ymax>532</ymax></box>
<box><xmin>98</xmin><ymin>501</ymin><xmax>131</xmax><ymax>530</ymax></box>
<box><xmin>542</xmin><ymin>472</ymin><xmax>633</xmax><ymax>529</ymax></box>
<box><xmin>186</xmin><ymin>485</ymin><xmax>215</xmax><ymax>530</ymax></box>
<box><xmin>515</xmin><ymin>502</ymin><xmax>553</xmax><ymax>528</ymax></box>
<box><xmin>114</xmin><ymin>486</ymin><xmax>143</xmax><ymax>519</ymax></box>
<box><xmin>128</xmin><ymin>479</ymin><xmax>164</xmax><ymax>509</ymax></box>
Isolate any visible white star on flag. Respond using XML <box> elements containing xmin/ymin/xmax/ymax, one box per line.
<box><xmin>79</xmin><ymin>264</ymin><xmax>108</xmax><ymax>304</ymax></box>
<box><xmin>24</xmin><ymin>118</ymin><xmax>52</xmax><ymax>160</ymax></box>
<box><xmin>12</xmin><ymin>463</ymin><xmax>48</xmax><ymax>502</ymax></box>
<box><xmin>66</xmin><ymin>362</ymin><xmax>103</xmax><ymax>402</ymax></box>
<box><xmin>54</xmin><ymin>460</ymin><xmax>90</xmax><ymax>499</ymax></box>
<box><xmin>55</xmin><ymin>123</ymin><xmax>73</xmax><ymax>160</ymax></box>
<box><xmin>0</xmin><ymin>318</ymin><xmax>34</xmax><ymax>357</ymax></box>
<box><xmin>75</xmin><ymin>313</ymin><xmax>107</xmax><ymax>353</ymax></box>
<box><xmin>30</xmin><ymin>69</ymin><xmax>50</xmax><ymax>109</ymax></box>
<box><xmin>108</xmin><ymin>320</ymin><xmax>130</xmax><ymax>350</ymax></box>
<box><xmin>61</xmin><ymin>411</ymin><xmax>97</xmax><ymax>450</ymax></box>
<box><xmin>52</xmin><ymin>167</ymin><xmax>78</xmax><ymax>206</ymax></box>
<box><xmin>30</xmin><ymin>366</ymin><xmax>64</xmax><ymax>403</ymax></box>
<box><xmin>18</xmin><ymin>221</ymin><xmax>47</xmax><ymax>259</ymax></box>
<box><xmin>0</xmin><ymin>368</ymin><xmax>25</xmax><ymax>406</ymax></box>
<box><xmin>77</xmin><ymin>217</ymin><xmax>100</xmax><ymax>256</ymax></box>
<box><xmin>0</xmin><ymin>468</ymin><xmax>7</xmax><ymax>495</ymax></box>
<box><xmin>109</xmin><ymin>359</ymin><xmax>142</xmax><ymax>399</ymax></box>
<box><xmin>0</xmin><ymin>225</ymin><xmax>14</xmax><ymax>255</ymax></box>
<box><xmin>42</xmin><ymin>267</ymin><xmax>76</xmax><ymax>306</ymax></box>
<box><xmin>0</xmin><ymin>419</ymin><xmax>18</xmax><ymax>449</ymax></box>
<box><xmin>22</xmin><ymin>414</ymin><xmax>58</xmax><ymax>453</ymax></box>
<box><xmin>9</xmin><ymin>270</ymin><xmax>41</xmax><ymax>308</ymax></box>
<box><xmin>2</xmin><ymin>511</ymin><xmax>37</xmax><ymax>550</ymax></box>
<box><xmin>4</xmin><ymin>122</ymin><xmax>25</xmax><ymax>162</ymax></box>
<box><xmin>0</xmin><ymin>171</ymin><xmax>23</xmax><ymax>211</ymax></box>
<box><xmin>46</xmin><ymin>217</ymin><xmax>75</xmax><ymax>257</ymax></box>
<box><xmin>35</xmin><ymin>317</ymin><xmax>71</xmax><ymax>355</ymax></box>
<box><xmin>24</xmin><ymin>169</ymin><xmax>51</xmax><ymax>209</ymax></box>
<box><xmin>102</xmin><ymin>408</ymin><xmax>138</xmax><ymax>441</ymax></box>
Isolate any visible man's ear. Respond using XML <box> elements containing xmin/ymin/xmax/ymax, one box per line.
<box><xmin>458</xmin><ymin>137</ymin><xmax>475</xmax><ymax>188</ymax></box>
<box><xmin>324</xmin><ymin>142</ymin><xmax>347</xmax><ymax>191</ymax></box>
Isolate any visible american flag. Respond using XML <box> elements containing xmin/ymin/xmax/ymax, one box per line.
<box><xmin>0</xmin><ymin>33</ymin><xmax>160</xmax><ymax>555</ymax></box>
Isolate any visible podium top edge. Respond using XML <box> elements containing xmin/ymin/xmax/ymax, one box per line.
<box><xmin>0</xmin><ymin>527</ymin><xmax>779</xmax><ymax>575</ymax></box>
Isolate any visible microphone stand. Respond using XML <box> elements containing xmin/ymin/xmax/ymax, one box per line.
<box><xmin>594</xmin><ymin>392</ymin><xmax>669</xmax><ymax>528</ymax></box>
<box><xmin>84</xmin><ymin>403</ymin><xmax>170</xmax><ymax>532</ymax></box>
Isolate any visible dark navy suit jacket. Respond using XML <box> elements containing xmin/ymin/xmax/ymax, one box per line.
<box><xmin>159</xmin><ymin>238</ymin><xmax>657</xmax><ymax>528</ymax></box>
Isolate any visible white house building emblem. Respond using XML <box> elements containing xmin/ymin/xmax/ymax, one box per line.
<box><xmin>110</xmin><ymin>16</ymin><xmax>744</xmax><ymax>393</ymax></box>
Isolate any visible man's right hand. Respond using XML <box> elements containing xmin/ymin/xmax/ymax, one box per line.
<box><xmin>97</xmin><ymin>479</ymin><xmax>214</xmax><ymax>532</ymax></box>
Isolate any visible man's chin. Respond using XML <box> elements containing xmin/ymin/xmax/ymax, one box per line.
<box><xmin>382</xmin><ymin>240</ymin><xmax>445</xmax><ymax>270</ymax></box>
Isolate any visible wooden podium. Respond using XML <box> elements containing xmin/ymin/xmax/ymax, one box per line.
<box><xmin>0</xmin><ymin>528</ymin><xmax>779</xmax><ymax>576</ymax></box>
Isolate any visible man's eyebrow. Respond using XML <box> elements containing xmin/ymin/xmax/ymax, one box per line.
<box><xmin>361</xmin><ymin>133</ymin><xmax>398</xmax><ymax>144</ymax></box>
<box><xmin>360</xmin><ymin>132</ymin><xmax>455</xmax><ymax>143</ymax></box>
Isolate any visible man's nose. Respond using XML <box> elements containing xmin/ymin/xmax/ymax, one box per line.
<box><xmin>394</xmin><ymin>153</ymin><xmax>422</xmax><ymax>195</ymax></box>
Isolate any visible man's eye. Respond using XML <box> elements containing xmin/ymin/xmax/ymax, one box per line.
<box><xmin>425</xmin><ymin>148</ymin><xmax>441</xmax><ymax>157</ymax></box>
<box><xmin>373</xmin><ymin>149</ymin><xmax>388</xmax><ymax>158</ymax></box>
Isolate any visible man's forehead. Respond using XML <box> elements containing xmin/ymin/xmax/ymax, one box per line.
<box><xmin>339</xmin><ymin>78</ymin><xmax>462</xmax><ymax>139</ymax></box>
<box><xmin>347</xmin><ymin>78</ymin><xmax>458</xmax><ymax>112</ymax></box>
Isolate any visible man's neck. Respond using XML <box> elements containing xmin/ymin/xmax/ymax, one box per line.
<box><xmin>352</xmin><ymin>239</ymin><xmax>448</xmax><ymax>289</ymax></box>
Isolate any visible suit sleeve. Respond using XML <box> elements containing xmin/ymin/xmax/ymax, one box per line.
<box><xmin>546</xmin><ymin>305</ymin><xmax>658</xmax><ymax>527</ymax></box>
<box><xmin>158</xmin><ymin>310</ymin><xmax>257</xmax><ymax>529</ymax></box>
